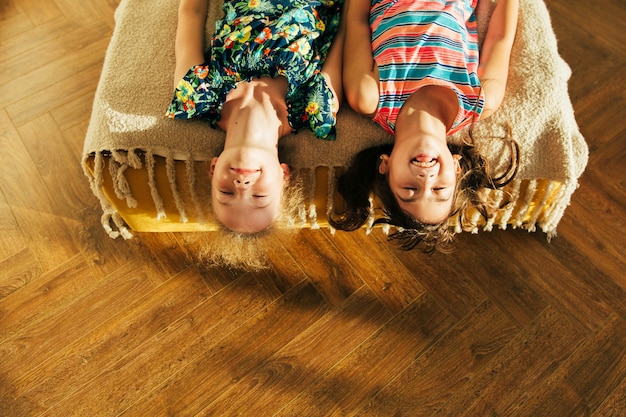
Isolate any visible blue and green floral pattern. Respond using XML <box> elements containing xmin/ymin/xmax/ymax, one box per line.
<box><xmin>167</xmin><ymin>0</ymin><xmax>343</xmax><ymax>140</ymax></box>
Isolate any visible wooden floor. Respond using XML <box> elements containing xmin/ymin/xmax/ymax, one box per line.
<box><xmin>1</xmin><ymin>0</ymin><xmax>625</xmax><ymax>415</ymax></box>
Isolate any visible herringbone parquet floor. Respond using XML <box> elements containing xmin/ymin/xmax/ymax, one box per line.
<box><xmin>0</xmin><ymin>0</ymin><xmax>625</xmax><ymax>416</ymax></box>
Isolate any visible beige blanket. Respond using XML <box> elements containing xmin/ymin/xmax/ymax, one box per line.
<box><xmin>83</xmin><ymin>0</ymin><xmax>588</xmax><ymax>238</ymax></box>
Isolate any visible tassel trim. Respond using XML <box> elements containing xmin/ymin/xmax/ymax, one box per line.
<box><xmin>85</xmin><ymin>150</ymin><xmax>579</xmax><ymax>242</ymax></box>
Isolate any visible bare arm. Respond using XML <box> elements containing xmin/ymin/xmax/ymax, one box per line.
<box><xmin>321</xmin><ymin>5</ymin><xmax>347</xmax><ymax>113</ymax></box>
<box><xmin>342</xmin><ymin>0</ymin><xmax>379</xmax><ymax>116</ymax></box>
<box><xmin>173</xmin><ymin>0</ymin><xmax>209</xmax><ymax>88</ymax></box>
<box><xmin>477</xmin><ymin>0</ymin><xmax>519</xmax><ymax>119</ymax></box>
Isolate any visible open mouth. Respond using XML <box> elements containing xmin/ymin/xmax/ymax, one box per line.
<box><xmin>410</xmin><ymin>157</ymin><xmax>437</xmax><ymax>168</ymax></box>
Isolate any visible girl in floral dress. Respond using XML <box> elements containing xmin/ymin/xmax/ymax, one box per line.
<box><xmin>168</xmin><ymin>0</ymin><xmax>344</xmax><ymax>234</ymax></box>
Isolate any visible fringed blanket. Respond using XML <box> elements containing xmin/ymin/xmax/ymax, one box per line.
<box><xmin>83</xmin><ymin>0</ymin><xmax>588</xmax><ymax>239</ymax></box>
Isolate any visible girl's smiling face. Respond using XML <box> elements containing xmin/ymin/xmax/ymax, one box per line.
<box><xmin>210</xmin><ymin>146</ymin><xmax>290</xmax><ymax>233</ymax></box>
<box><xmin>379</xmin><ymin>135</ymin><xmax>461</xmax><ymax>224</ymax></box>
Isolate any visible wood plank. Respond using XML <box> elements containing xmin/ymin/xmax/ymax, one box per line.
<box><xmin>0</xmin><ymin>27</ymin><xmax>111</xmax><ymax>108</ymax></box>
<box><xmin>0</xmin><ymin>247</ymin><xmax>42</xmax><ymax>301</ymax></box>
<box><xmin>329</xmin><ymin>228</ymin><xmax>426</xmax><ymax>313</ymax></box>
<box><xmin>171</xmin><ymin>233</ymin><xmax>251</xmax><ymax>293</ymax></box>
<box><xmin>380</xmin><ymin>230</ymin><xmax>489</xmax><ymax>320</ymax></box>
<box><xmin>261</xmin><ymin>232</ymin><xmax>311</xmax><ymax>293</ymax></box>
<box><xmin>0</xmin><ymin>257</ymin><xmax>154</xmax><ymax>383</ymax></box>
<box><xmin>0</xmin><ymin>16</ymin><xmax>75</xmax><ymax>63</ymax></box>
<box><xmin>443</xmin><ymin>230</ymin><xmax>551</xmax><ymax>328</ymax></box>
<box><xmin>197</xmin><ymin>287</ymin><xmax>393</xmax><ymax>415</ymax></box>
<box><xmin>274</xmin><ymin>293</ymin><xmax>456</xmax><ymax>415</ymax></box>
<box><xmin>15</xmin><ymin>0</ymin><xmax>61</xmax><ymax>25</ymax></box>
<box><xmin>11</xmin><ymin>63</ymin><xmax>104</xmax><ymax>128</ymax></box>
<box><xmin>0</xmin><ymin>109</ymin><xmax>79</xmax><ymax>270</ymax></box>
<box><xmin>280</xmin><ymin>229</ymin><xmax>364</xmax><ymax>306</ymax></box>
<box><xmin>0</xmin><ymin>16</ymin><xmax>110</xmax><ymax>83</ymax></box>
<box><xmin>72</xmin><ymin>198</ymin><xmax>142</xmax><ymax>276</ymax></box>
<box><xmin>50</xmin><ymin>90</ymin><xmax>99</xmax><ymax>132</ymax></box>
<box><xmin>568</xmin><ymin>70</ymin><xmax>625</xmax><ymax>155</ymax></box>
<box><xmin>432</xmin><ymin>306</ymin><xmax>586</xmax><ymax>416</ymax></box>
<box><xmin>356</xmin><ymin>300</ymin><xmax>519</xmax><ymax>416</ymax></box>
<box><xmin>119</xmin><ymin>281</ymin><xmax>330</xmax><ymax>416</ymax></box>
<box><xmin>59</xmin><ymin>118</ymin><xmax>89</xmax><ymax>161</ymax></box>
<box><xmin>0</xmin><ymin>0</ymin><xmax>21</xmax><ymax>20</ymax></box>
<box><xmin>511</xmin><ymin>315</ymin><xmax>626</xmax><ymax>417</ymax></box>
<box><xmin>17</xmin><ymin>113</ymin><xmax>97</xmax><ymax>219</ymax></box>
<box><xmin>7</xmin><ymin>267</ymin><xmax>211</xmax><ymax>414</ymax></box>
<box><xmin>547</xmin><ymin>0</ymin><xmax>626</xmax><ymax>57</ymax></box>
<box><xmin>53</xmin><ymin>0</ymin><xmax>120</xmax><ymax>28</ymax></box>
<box><xmin>448</xmin><ymin>226</ymin><xmax>617</xmax><ymax>334</ymax></box>
<box><xmin>172</xmin><ymin>230</ymin><xmax>309</xmax><ymax>296</ymax></box>
<box><xmin>0</xmin><ymin>185</ymin><xmax>27</xmax><ymax>261</ymax></box>
<box><xmin>40</xmin><ymin>274</ymin><xmax>279</xmax><ymax>416</ymax></box>
<box><xmin>126</xmin><ymin>232</ymin><xmax>210</xmax><ymax>286</ymax></box>
<box><xmin>545</xmin><ymin>178</ymin><xmax>626</xmax><ymax>322</ymax></box>
<box><xmin>592</xmin><ymin>375</ymin><xmax>626</xmax><ymax>417</ymax></box>
<box><xmin>559</xmin><ymin>171</ymin><xmax>626</xmax><ymax>269</ymax></box>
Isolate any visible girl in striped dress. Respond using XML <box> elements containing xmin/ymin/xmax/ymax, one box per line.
<box><xmin>331</xmin><ymin>0</ymin><xmax>519</xmax><ymax>251</ymax></box>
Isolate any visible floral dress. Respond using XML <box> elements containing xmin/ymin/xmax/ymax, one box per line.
<box><xmin>167</xmin><ymin>0</ymin><xmax>343</xmax><ymax>140</ymax></box>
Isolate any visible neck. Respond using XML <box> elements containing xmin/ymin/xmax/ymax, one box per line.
<box><xmin>219</xmin><ymin>78</ymin><xmax>290</xmax><ymax>151</ymax></box>
<box><xmin>395</xmin><ymin>85</ymin><xmax>458</xmax><ymax>145</ymax></box>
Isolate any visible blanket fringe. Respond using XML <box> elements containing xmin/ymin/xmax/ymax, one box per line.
<box><xmin>83</xmin><ymin>152</ymin><xmax>133</xmax><ymax>239</ymax></box>
<box><xmin>85</xmin><ymin>149</ymin><xmax>578</xmax><ymax>241</ymax></box>
<box><xmin>101</xmin><ymin>211</ymin><xmax>133</xmax><ymax>240</ymax></box>
<box><xmin>306</xmin><ymin>168</ymin><xmax>319</xmax><ymax>229</ymax></box>
<box><xmin>109</xmin><ymin>149</ymin><xmax>139</xmax><ymax>208</ymax></box>
<box><xmin>498</xmin><ymin>179</ymin><xmax>522</xmax><ymax>231</ymax></box>
<box><xmin>185</xmin><ymin>156</ymin><xmax>204</xmax><ymax>223</ymax></box>
<box><xmin>483</xmin><ymin>188</ymin><xmax>504</xmax><ymax>232</ymax></box>
<box><xmin>145</xmin><ymin>150</ymin><xmax>166</xmax><ymax>220</ymax></box>
<box><xmin>515</xmin><ymin>179</ymin><xmax>537</xmax><ymax>229</ymax></box>
<box><xmin>449</xmin><ymin>178</ymin><xmax>571</xmax><ymax>239</ymax></box>
<box><xmin>165</xmin><ymin>153</ymin><xmax>188</xmax><ymax>223</ymax></box>
<box><xmin>325</xmin><ymin>167</ymin><xmax>336</xmax><ymax>225</ymax></box>
<box><xmin>539</xmin><ymin>179</ymin><xmax>577</xmax><ymax>236</ymax></box>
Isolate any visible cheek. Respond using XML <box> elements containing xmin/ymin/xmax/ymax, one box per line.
<box><xmin>211</xmin><ymin>175</ymin><xmax>228</xmax><ymax>192</ymax></box>
<box><xmin>387</xmin><ymin>166</ymin><xmax>408</xmax><ymax>185</ymax></box>
<box><xmin>264</xmin><ymin>173</ymin><xmax>286</xmax><ymax>191</ymax></box>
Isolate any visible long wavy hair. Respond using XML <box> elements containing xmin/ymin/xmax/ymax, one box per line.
<box><xmin>329</xmin><ymin>126</ymin><xmax>519</xmax><ymax>253</ymax></box>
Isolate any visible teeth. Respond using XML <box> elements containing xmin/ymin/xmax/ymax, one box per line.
<box><xmin>411</xmin><ymin>159</ymin><xmax>437</xmax><ymax>168</ymax></box>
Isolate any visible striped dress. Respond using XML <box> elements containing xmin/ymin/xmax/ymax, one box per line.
<box><xmin>370</xmin><ymin>0</ymin><xmax>484</xmax><ymax>135</ymax></box>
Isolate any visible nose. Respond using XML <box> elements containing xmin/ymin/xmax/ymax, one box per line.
<box><xmin>233</xmin><ymin>170</ymin><xmax>260</xmax><ymax>189</ymax></box>
<box><xmin>234</xmin><ymin>177</ymin><xmax>252</xmax><ymax>188</ymax></box>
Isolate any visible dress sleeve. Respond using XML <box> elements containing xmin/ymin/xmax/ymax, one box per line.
<box><xmin>289</xmin><ymin>72</ymin><xmax>338</xmax><ymax>141</ymax></box>
<box><xmin>166</xmin><ymin>64</ymin><xmax>227</xmax><ymax>124</ymax></box>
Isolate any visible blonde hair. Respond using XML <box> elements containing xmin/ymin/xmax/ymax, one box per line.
<box><xmin>200</xmin><ymin>174</ymin><xmax>304</xmax><ymax>271</ymax></box>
